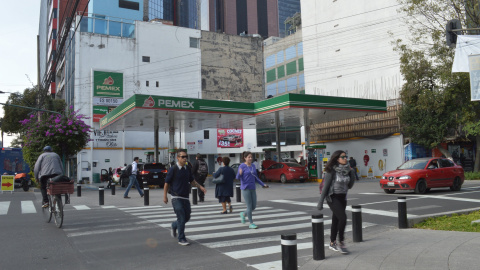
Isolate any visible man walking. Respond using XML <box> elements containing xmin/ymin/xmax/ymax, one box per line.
<box><xmin>349</xmin><ymin>157</ymin><xmax>359</xmax><ymax>180</ymax></box>
<box><xmin>124</xmin><ymin>157</ymin><xmax>144</xmax><ymax>198</ymax></box>
<box><xmin>164</xmin><ymin>151</ymin><xmax>207</xmax><ymax>246</ymax></box>
<box><xmin>192</xmin><ymin>153</ymin><xmax>208</xmax><ymax>202</ymax></box>
<box><xmin>34</xmin><ymin>146</ymin><xmax>64</xmax><ymax>208</ymax></box>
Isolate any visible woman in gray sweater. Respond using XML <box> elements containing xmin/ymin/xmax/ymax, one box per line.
<box><xmin>317</xmin><ymin>150</ymin><xmax>355</xmax><ymax>254</ymax></box>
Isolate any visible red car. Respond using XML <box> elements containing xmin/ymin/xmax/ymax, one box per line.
<box><xmin>260</xmin><ymin>162</ymin><xmax>308</xmax><ymax>183</ymax></box>
<box><xmin>379</xmin><ymin>157</ymin><xmax>464</xmax><ymax>194</ymax></box>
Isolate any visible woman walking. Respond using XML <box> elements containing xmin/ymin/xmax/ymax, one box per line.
<box><xmin>236</xmin><ymin>152</ymin><xmax>269</xmax><ymax>229</ymax></box>
<box><xmin>213</xmin><ymin>157</ymin><xmax>235</xmax><ymax>214</ymax></box>
<box><xmin>317</xmin><ymin>150</ymin><xmax>355</xmax><ymax>254</ymax></box>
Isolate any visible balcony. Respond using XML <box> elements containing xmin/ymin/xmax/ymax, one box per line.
<box><xmin>77</xmin><ymin>13</ymin><xmax>135</xmax><ymax>38</ymax></box>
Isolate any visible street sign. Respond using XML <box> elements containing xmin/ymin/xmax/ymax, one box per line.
<box><xmin>1</xmin><ymin>175</ymin><xmax>14</xmax><ymax>193</ymax></box>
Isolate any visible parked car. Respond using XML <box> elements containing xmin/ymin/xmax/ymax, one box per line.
<box><xmin>260</xmin><ymin>162</ymin><xmax>308</xmax><ymax>183</ymax></box>
<box><xmin>138</xmin><ymin>163</ymin><xmax>167</xmax><ymax>188</ymax></box>
<box><xmin>379</xmin><ymin>157</ymin><xmax>465</xmax><ymax>194</ymax></box>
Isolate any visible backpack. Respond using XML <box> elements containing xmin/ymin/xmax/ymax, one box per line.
<box><xmin>123</xmin><ymin>164</ymin><xmax>132</xmax><ymax>177</ymax></box>
<box><xmin>198</xmin><ymin>160</ymin><xmax>208</xmax><ymax>175</ymax></box>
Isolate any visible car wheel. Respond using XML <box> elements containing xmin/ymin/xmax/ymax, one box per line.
<box><xmin>260</xmin><ymin>174</ymin><xmax>267</xmax><ymax>182</ymax></box>
<box><xmin>280</xmin><ymin>174</ymin><xmax>287</xmax><ymax>184</ymax></box>
<box><xmin>450</xmin><ymin>177</ymin><xmax>462</xmax><ymax>191</ymax></box>
<box><xmin>415</xmin><ymin>179</ymin><xmax>427</xmax><ymax>194</ymax></box>
<box><xmin>383</xmin><ymin>189</ymin><xmax>395</xmax><ymax>194</ymax></box>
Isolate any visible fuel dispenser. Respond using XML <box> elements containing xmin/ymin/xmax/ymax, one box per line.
<box><xmin>306</xmin><ymin>145</ymin><xmax>326</xmax><ymax>180</ymax></box>
<box><xmin>145</xmin><ymin>152</ymin><xmax>155</xmax><ymax>163</ymax></box>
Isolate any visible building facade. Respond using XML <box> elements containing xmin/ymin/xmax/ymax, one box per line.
<box><xmin>263</xmin><ymin>28</ymin><xmax>304</xmax><ymax>97</ymax></box>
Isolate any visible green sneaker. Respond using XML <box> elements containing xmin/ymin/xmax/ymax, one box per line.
<box><xmin>249</xmin><ymin>224</ymin><xmax>258</xmax><ymax>229</ymax></box>
<box><xmin>240</xmin><ymin>212</ymin><xmax>246</xmax><ymax>224</ymax></box>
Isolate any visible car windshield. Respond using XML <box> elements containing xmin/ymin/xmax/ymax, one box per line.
<box><xmin>398</xmin><ymin>160</ymin><xmax>428</xmax><ymax>170</ymax></box>
<box><xmin>285</xmin><ymin>163</ymin><xmax>303</xmax><ymax>167</ymax></box>
<box><xmin>144</xmin><ymin>163</ymin><xmax>166</xmax><ymax>170</ymax></box>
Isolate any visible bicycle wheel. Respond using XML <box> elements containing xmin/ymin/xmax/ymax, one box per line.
<box><xmin>42</xmin><ymin>195</ymin><xmax>52</xmax><ymax>223</ymax></box>
<box><xmin>53</xmin><ymin>194</ymin><xmax>64</xmax><ymax>228</ymax></box>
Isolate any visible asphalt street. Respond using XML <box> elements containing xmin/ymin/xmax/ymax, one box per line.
<box><xmin>1</xmin><ymin>179</ymin><xmax>479</xmax><ymax>269</ymax></box>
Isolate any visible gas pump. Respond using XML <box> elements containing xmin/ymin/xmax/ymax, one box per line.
<box><xmin>306</xmin><ymin>145</ymin><xmax>326</xmax><ymax>180</ymax></box>
<box><xmin>145</xmin><ymin>152</ymin><xmax>155</xmax><ymax>163</ymax></box>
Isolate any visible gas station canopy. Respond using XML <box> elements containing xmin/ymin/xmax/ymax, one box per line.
<box><xmin>99</xmin><ymin>94</ymin><xmax>387</xmax><ymax>131</ymax></box>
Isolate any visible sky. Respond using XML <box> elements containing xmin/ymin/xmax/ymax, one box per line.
<box><xmin>0</xmin><ymin>0</ymin><xmax>41</xmax><ymax>147</ymax></box>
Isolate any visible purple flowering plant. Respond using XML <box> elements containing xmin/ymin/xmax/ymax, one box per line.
<box><xmin>20</xmin><ymin>106</ymin><xmax>92</xmax><ymax>168</ymax></box>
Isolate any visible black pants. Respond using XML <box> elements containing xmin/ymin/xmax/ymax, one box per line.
<box><xmin>327</xmin><ymin>193</ymin><xmax>347</xmax><ymax>243</ymax></box>
<box><xmin>40</xmin><ymin>174</ymin><xmax>59</xmax><ymax>204</ymax></box>
<box><xmin>196</xmin><ymin>174</ymin><xmax>207</xmax><ymax>201</ymax></box>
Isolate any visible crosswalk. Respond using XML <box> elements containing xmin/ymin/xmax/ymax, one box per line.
<box><xmin>0</xmin><ymin>200</ymin><xmax>113</xmax><ymax>215</ymax></box>
<box><xmin>118</xmin><ymin>202</ymin><xmax>376</xmax><ymax>269</ymax></box>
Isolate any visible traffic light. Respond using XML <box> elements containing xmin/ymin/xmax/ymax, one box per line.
<box><xmin>446</xmin><ymin>19</ymin><xmax>462</xmax><ymax>48</ymax></box>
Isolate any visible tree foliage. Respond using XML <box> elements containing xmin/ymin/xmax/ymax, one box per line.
<box><xmin>2</xmin><ymin>86</ymin><xmax>65</xmax><ymax>134</ymax></box>
<box><xmin>395</xmin><ymin>0</ymin><xmax>480</xmax><ymax>170</ymax></box>
<box><xmin>20</xmin><ymin>107</ymin><xmax>92</xmax><ymax>170</ymax></box>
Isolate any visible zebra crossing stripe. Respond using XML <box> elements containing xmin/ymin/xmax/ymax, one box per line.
<box><xmin>188</xmin><ymin>223</ymin><xmax>311</xmax><ymax>241</ymax></box>
<box><xmin>135</xmin><ymin>207</ymin><xmax>273</xmax><ymax>220</ymax></box>
<box><xmin>0</xmin><ymin>201</ymin><xmax>10</xmax><ymax>215</ymax></box>
<box><xmin>204</xmin><ymin>231</ymin><xmax>314</xmax><ymax>248</ymax></box>
<box><xmin>73</xmin><ymin>205</ymin><xmax>91</xmax><ymax>210</ymax></box>
<box><xmin>21</xmin><ymin>201</ymin><xmax>36</xmax><ymax>214</ymax></box>
<box><xmin>223</xmin><ymin>223</ymin><xmax>376</xmax><ymax>260</ymax></box>
<box><xmin>161</xmin><ymin>215</ymin><xmax>313</xmax><ymax>233</ymax></box>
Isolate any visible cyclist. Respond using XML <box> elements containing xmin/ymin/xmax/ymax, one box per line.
<box><xmin>34</xmin><ymin>146</ymin><xmax>63</xmax><ymax>208</ymax></box>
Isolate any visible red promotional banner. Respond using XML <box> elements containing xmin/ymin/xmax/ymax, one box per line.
<box><xmin>217</xmin><ymin>129</ymin><xmax>244</xmax><ymax>148</ymax></box>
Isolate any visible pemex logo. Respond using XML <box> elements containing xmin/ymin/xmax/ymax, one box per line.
<box><xmin>103</xmin><ymin>76</ymin><xmax>114</xmax><ymax>85</ymax></box>
<box><xmin>143</xmin><ymin>96</ymin><xmax>155</xmax><ymax>107</ymax></box>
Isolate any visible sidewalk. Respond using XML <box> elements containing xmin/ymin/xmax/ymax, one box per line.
<box><xmin>301</xmin><ymin>227</ymin><xmax>480</xmax><ymax>270</ymax></box>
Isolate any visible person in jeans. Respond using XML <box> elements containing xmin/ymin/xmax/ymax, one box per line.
<box><xmin>163</xmin><ymin>151</ymin><xmax>207</xmax><ymax>246</ymax></box>
<box><xmin>34</xmin><ymin>146</ymin><xmax>64</xmax><ymax>208</ymax></box>
<box><xmin>317</xmin><ymin>150</ymin><xmax>355</xmax><ymax>254</ymax></box>
<box><xmin>124</xmin><ymin>157</ymin><xmax>144</xmax><ymax>199</ymax></box>
<box><xmin>236</xmin><ymin>151</ymin><xmax>269</xmax><ymax>229</ymax></box>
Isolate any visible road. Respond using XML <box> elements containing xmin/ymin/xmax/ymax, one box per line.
<box><xmin>1</xmin><ymin>179</ymin><xmax>479</xmax><ymax>269</ymax></box>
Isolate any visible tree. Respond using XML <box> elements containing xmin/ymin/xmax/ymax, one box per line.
<box><xmin>395</xmin><ymin>0</ymin><xmax>480</xmax><ymax>171</ymax></box>
<box><xmin>2</xmin><ymin>86</ymin><xmax>65</xmax><ymax>134</ymax></box>
<box><xmin>20</xmin><ymin>107</ymin><xmax>92</xmax><ymax>171</ymax></box>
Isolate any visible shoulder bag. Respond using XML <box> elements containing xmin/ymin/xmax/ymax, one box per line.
<box><xmin>212</xmin><ymin>167</ymin><xmax>225</xmax><ymax>184</ymax></box>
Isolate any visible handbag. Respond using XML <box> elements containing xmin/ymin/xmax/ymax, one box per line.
<box><xmin>212</xmin><ymin>168</ymin><xmax>225</xmax><ymax>184</ymax></box>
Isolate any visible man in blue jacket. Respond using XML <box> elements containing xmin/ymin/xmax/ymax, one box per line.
<box><xmin>163</xmin><ymin>151</ymin><xmax>207</xmax><ymax>246</ymax></box>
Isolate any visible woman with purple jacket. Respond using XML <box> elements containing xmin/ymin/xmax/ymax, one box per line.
<box><xmin>236</xmin><ymin>151</ymin><xmax>269</xmax><ymax>229</ymax></box>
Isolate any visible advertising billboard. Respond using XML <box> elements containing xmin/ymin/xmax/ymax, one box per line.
<box><xmin>217</xmin><ymin>129</ymin><xmax>244</xmax><ymax>148</ymax></box>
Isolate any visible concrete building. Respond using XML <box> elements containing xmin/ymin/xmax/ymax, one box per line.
<box><xmin>263</xmin><ymin>28</ymin><xmax>304</xmax><ymax>97</ymax></box>
<box><xmin>300</xmin><ymin>0</ymin><xmax>405</xmax><ymax>100</ymax></box>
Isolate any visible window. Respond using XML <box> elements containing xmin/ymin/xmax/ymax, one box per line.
<box><xmin>266</xmin><ymin>69</ymin><xmax>276</xmax><ymax>83</ymax></box>
<box><xmin>204</xmin><ymin>130</ymin><xmax>209</xmax><ymax>139</ymax></box>
<box><xmin>440</xmin><ymin>159</ymin><xmax>454</xmax><ymax>167</ymax></box>
<box><xmin>277</xmin><ymin>66</ymin><xmax>285</xmax><ymax>79</ymax></box>
<box><xmin>190</xmin><ymin>37</ymin><xmax>199</xmax><ymax>48</ymax></box>
<box><xmin>276</xmin><ymin>51</ymin><xmax>284</xmax><ymax>64</ymax></box>
<box><xmin>278</xmin><ymin>80</ymin><xmax>286</xmax><ymax>94</ymax></box>
<box><xmin>142</xmin><ymin>56</ymin><xmax>150</xmax><ymax>62</ymax></box>
<box><xmin>287</xmin><ymin>76</ymin><xmax>297</xmax><ymax>91</ymax></box>
<box><xmin>146</xmin><ymin>81</ymin><xmax>149</xmax><ymax>87</ymax></box>
<box><xmin>266</xmin><ymin>55</ymin><xmax>276</xmax><ymax>68</ymax></box>
<box><xmin>298</xmin><ymin>42</ymin><xmax>303</xmax><ymax>55</ymax></box>
<box><xmin>285</xmin><ymin>46</ymin><xmax>296</xmax><ymax>60</ymax></box>
<box><xmin>266</xmin><ymin>83</ymin><xmax>277</xmax><ymax>97</ymax></box>
<box><xmin>119</xmin><ymin>0</ymin><xmax>140</xmax><ymax>10</ymax></box>
<box><xmin>156</xmin><ymin>81</ymin><xmax>159</xmax><ymax>87</ymax></box>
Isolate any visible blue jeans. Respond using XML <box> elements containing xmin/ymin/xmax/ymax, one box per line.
<box><xmin>171</xmin><ymin>198</ymin><xmax>191</xmax><ymax>241</ymax></box>
<box><xmin>124</xmin><ymin>175</ymin><xmax>143</xmax><ymax>197</ymax></box>
<box><xmin>242</xmin><ymin>189</ymin><xmax>257</xmax><ymax>224</ymax></box>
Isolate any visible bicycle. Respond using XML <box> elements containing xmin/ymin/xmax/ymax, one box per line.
<box><xmin>42</xmin><ymin>179</ymin><xmax>74</xmax><ymax>228</ymax></box>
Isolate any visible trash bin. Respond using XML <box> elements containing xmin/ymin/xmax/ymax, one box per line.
<box><xmin>93</xmin><ymin>173</ymin><xmax>100</xmax><ymax>183</ymax></box>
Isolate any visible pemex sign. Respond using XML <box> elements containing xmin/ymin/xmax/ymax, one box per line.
<box><xmin>93</xmin><ymin>71</ymin><xmax>123</xmax><ymax>98</ymax></box>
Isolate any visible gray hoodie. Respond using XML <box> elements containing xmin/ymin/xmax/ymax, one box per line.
<box><xmin>34</xmin><ymin>152</ymin><xmax>63</xmax><ymax>180</ymax></box>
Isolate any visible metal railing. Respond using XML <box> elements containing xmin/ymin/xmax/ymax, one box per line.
<box><xmin>76</xmin><ymin>12</ymin><xmax>135</xmax><ymax>38</ymax></box>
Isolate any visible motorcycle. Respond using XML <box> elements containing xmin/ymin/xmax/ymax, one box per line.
<box><xmin>14</xmin><ymin>173</ymin><xmax>31</xmax><ymax>192</ymax></box>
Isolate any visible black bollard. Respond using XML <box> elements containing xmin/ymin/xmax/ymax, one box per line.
<box><xmin>236</xmin><ymin>184</ymin><xmax>241</xmax><ymax>202</ymax></box>
<box><xmin>99</xmin><ymin>186</ymin><xmax>104</xmax><ymax>205</ymax></box>
<box><xmin>111</xmin><ymin>183</ymin><xmax>115</xmax><ymax>195</ymax></box>
<box><xmin>312</xmin><ymin>214</ymin><xmax>325</xmax><ymax>260</ymax></box>
<box><xmin>281</xmin><ymin>233</ymin><xmax>297</xmax><ymax>270</ymax></box>
<box><xmin>77</xmin><ymin>184</ymin><xmax>81</xmax><ymax>197</ymax></box>
<box><xmin>192</xmin><ymin>187</ymin><xmax>198</xmax><ymax>205</ymax></box>
<box><xmin>398</xmin><ymin>197</ymin><xmax>408</xmax><ymax>229</ymax></box>
<box><xmin>352</xmin><ymin>205</ymin><xmax>363</xmax><ymax>242</ymax></box>
<box><xmin>144</xmin><ymin>186</ymin><xmax>149</xmax><ymax>206</ymax></box>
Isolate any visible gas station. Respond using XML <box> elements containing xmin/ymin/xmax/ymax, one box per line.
<box><xmin>99</xmin><ymin>93</ymin><xmax>386</xmax><ymax>181</ymax></box>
